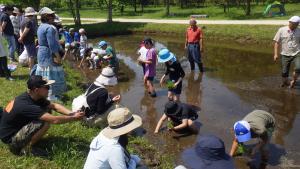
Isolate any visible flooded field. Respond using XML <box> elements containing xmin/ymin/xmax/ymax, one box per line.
<box><xmin>79</xmin><ymin>35</ymin><xmax>300</xmax><ymax>169</ymax></box>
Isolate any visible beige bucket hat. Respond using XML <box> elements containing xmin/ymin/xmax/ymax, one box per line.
<box><xmin>39</xmin><ymin>7</ymin><xmax>55</xmax><ymax>15</ymax></box>
<box><xmin>94</xmin><ymin>67</ymin><xmax>117</xmax><ymax>86</ymax></box>
<box><xmin>24</xmin><ymin>7</ymin><xmax>37</xmax><ymax>16</ymax></box>
<box><xmin>102</xmin><ymin>107</ymin><xmax>142</xmax><ymax>139</ymax></box>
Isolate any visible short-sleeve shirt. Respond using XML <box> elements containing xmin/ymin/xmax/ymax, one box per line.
<box><xmin>20</xmin><ymin>18</ymin><xmax>35</xmax><ymax>45</ymax></box>
<box><xmin>0</xmin><ymin>13</ymin><xmax>14</xmax><ymax>35</ymax></box>
<box><xmin>168</xmin><ymin>103</ymin><xmax>198</xmax><ymax>124</ymax></box>
<box><xmin>243</xmin><ymin>110</ymin><xmax>276</xmax><ymax>138</ymax></box>
<box><xmin>144</xmin><ymin>48</ymin><xmax>157</xmax><ymax>77</ymax></box>
<box><xmin>186</xmin><ymin>26</ymin><xmax>203</xmax><ymax>43</ymax></box>
<box><xmin>80</xmin><ymin>35</ymin><xmax>88</xmax><ymax>49</ymax></box>
<box><xmin>165</xmin><ymin>61</ymin><xmax>185</xmax><ymax>81</ymax></box>
<box><xmin>105</xmin><ymin>46</ymin><xmax>118</xmax><ymax>67</ymax></box>
<box><xmin>273</xmin><ymin>26</ymin><xmax>300</xmax><ymax>56</ymax></box>
<box><xmin>0</xmin><ymin>92</ymin><xmax>50</xmax><ymax>143</ymax></box>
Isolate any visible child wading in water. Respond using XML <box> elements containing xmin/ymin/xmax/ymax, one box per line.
<box><xmin>159</xmin><ymin>48</ymin><xmax>185</xmax><ymax>101</ymax></box>
<box><xmin>140</xmin><ymin>38</ymin><xmax>157</xmax><ymax>97</ymax></box>
<box><xmin>154</xmin><ymin>101</ymin><xmax>198</xmax><ymax>134</ymax></box>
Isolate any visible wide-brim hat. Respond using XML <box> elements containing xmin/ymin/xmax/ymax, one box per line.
<box><xmin>24</xmin><ymin>7</ymin><xmax>37</xmax><ymax>16</ymax></box>
<box><xmin>102</xmin><ymin>107</ymin><xmax>142</xmax><ymax>139</ymax></box>
<box><xmin>39</xmin><ymin>7</ymin><xmax>55</xmax><ymax>15</ymax></box>
<box><xmin>94</xmin><ymin>67</ymin><xmax>117</xmax><ymax>86</ymax></box>
<box><xmin>54</xmin><ymin>14</ymin><xmax>62</xmax><ymax>23</ymax></box>
<box><xmin>158</xmin><ymin>48</ymin><xmax>175</xmax><ymax>63</ymax></box>
<box><xmin>182</xmin><ymin>135</ymin><xmax>235</xmax><ymax>169</ymax></box>
<box><xmin>13</xmin><ymin>7</ymin><xmax>20</xmax><ymax>14</ymax></box>
<box><xmin>234</xmin><ymin>120</ymin><xmax>251</xmax><ymax>143</ymax></box>
<box><xmin>164</xmin><ymin>101</ymin><xmax>182</xmax><ymax>116</ymax></box>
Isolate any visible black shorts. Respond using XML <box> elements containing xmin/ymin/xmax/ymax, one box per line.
<box><xmin>168</xmin><ymin>81</ymin><xmax>182</xmax><ymax>95</ymax></box>
<box><xmin>146</xmin><ymin>76</ymin><xmax>154</xmax><ymax>81</ymax></box>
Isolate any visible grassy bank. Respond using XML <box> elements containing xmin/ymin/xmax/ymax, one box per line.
<box><xmin>69</xmin><ymin>22</ymin><xmax>281</xmax><ymax>44</ymax></box>
<box><xmin>0</xmin><ymin>65</ymin><xmax>172</xmax><ymax>168</ymax></box>
<box><xmin>57</xmin><ymin>3</ymin><xmax>300</xmax><ymax>20</ymax></box>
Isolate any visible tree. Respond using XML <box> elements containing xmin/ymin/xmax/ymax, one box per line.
<box><xmin>107</xmin><ymin>0</ymin><xmax>113</xmax><ymax>22</ymax></box>
<box><xmin>166</xmin><ymin>0</ymin><xmax>170</xmax><ymax>16</ymax></box>
<box><xmin>67</xmin><ymin>0</ymin><xmax>81</xmax><ymax>26</ymax></box>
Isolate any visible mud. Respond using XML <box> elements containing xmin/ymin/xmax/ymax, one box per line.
<box><xmin>76</xmin><ymin>35</ymin><xmax>300</xmax><ymax>169</ymax></box>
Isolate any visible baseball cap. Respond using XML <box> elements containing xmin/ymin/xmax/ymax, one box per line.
<box><xmin>233</xmin><ymin>120</ymin><xmax>251</xmax><ymax>142</ymax></box>
<box><xmin>289</xmin><ymin>16</ymin><xmax>300</xmax><ymax>23</ymax></box>
<box><xmin>27</xmin><ymin>75</ymin><xmax>55</xmax><ymax>90</ymax></box>
<box><xmin>98</xmin><ymin>41</ymin><xmax>107</xmax><ymax>47</ymax></box>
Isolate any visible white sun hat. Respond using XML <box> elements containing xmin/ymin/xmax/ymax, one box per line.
<box><xmin>94</xmin><ymin>67</ymin><xmax>117</xmax><ymax>86</ymax></box>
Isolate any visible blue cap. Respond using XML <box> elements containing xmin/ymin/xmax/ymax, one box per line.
<box><xmin>98</xmin><ymin>41</ymin><xmax>107</xmax><ymax>47</ymax></box>
<box><xmin>234</xmin><ymin>120</ymin><xmax>251</xmax><ymax>143</ymax></box>
<box><xmin>158</xmin><ymin>49</ymin><xmax>176</xmax><ymax>63</ymax></box>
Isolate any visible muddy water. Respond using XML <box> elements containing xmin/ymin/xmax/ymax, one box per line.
<box><xmin>83</xmin><ymin>35</ymin><xmax>300</xmax><ymax>169</ymax></box>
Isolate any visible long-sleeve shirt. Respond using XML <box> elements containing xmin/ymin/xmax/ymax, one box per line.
<box><xmin>84</xmin><ymin>131</ymin><xmax>138</xmax><ymax>169</ymax></box>
<box><xmin>164</xmin><ymin>61</ymin><xmax>185</xmax><ymax>81</ymax></box>
<box><xmin>37</xmin><ymin>23</ymin><xmax>60</xmax><ymax>66</ymax></box>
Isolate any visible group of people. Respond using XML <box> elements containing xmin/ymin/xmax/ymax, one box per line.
<box><xmin>0</xmin><ymin>3</ymin><xmax>299</xmax><ymax>168</ymax></box>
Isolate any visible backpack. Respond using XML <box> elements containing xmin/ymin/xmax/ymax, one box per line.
<box><xmin>72</xmin><ymin>84</ymin><xmax>104</xmax><ymax>112</ymax></box>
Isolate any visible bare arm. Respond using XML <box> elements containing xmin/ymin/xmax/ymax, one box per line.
<box><xmin>229</xmin><ymin>137</ymin><xmax>239</xmax><ymax>156</ymax></box>
<box><xmin>1</xmin><ymin>22</ymin><xmax>7</xmax><ymax>33</ymax></box>
<box><xmin>160</xmin><ymin>74</ymin><xmax>166</xmax><ymax>87</ymax></box>
<box><xmin>48</xmin><ymin>103</ymin><xmax>73</xmax><ymax>115</ymax></box>
<box><xmin>200</xmin><ymin>38</ymin><xmax>204</xmax><ymax>53</ymax></box>
<box><xmin>19</xmin><ymin>27</ymin><xmax>30</xmax><ymax>43</ymax></box>
<box><xmin>39</xmin><ymin>111</ymin><xmax>84</xmax><ymax>124</ymax></box>
<box><xmin>274</xmin><ymin>41</ymin><xmax>280</xmax><ymax>61</ymax></box>
<box><xmin>154</xmin><ymin>114</ymin><xmax>168</xmax><ymax>133</ymax></box>
<box><xmin>172</xmin><ymin>119</ymin><xmax>188</xmax><ymax>131</ymax></box>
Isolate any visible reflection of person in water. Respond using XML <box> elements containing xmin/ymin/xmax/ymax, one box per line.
<box><xmin>186</xmin><ymin>72</ymin><xmax>202</xmax><ymax>106</ymax></box>
<box><xmin>273</xmin><ymin>93</ymin><xmax>298</xmax><ymax>146</ymax></box>
<box><xmin>140</xmin><ymin>91</ymin><xmax>157</xmax><ymax>130</ymax></box>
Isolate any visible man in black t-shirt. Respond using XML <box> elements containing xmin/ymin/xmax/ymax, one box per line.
<box><xmin>0</xmin><ymin>75</ymin><xmax>85</xmax><ymax>156</ymax></box>
<box><xmin>0</xmin><ymin>5</ymin><xmax>16</xmax><ymax>61</ymax></box>
<box><xmin>154</xmin><ymin>101</ymin><xmax>199</xmax><ymax>134</ymax></box>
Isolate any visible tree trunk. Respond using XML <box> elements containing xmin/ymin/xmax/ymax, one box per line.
<box><xmin>75</xmin><ymin>0</ymin><xmax>81</xmax><ymax>26</ymax></box>
<box><xmin>68</xmin><ymin>0</ymin><xmax>77</xmax><ymax>25</ymax></box>
<box><xmin>246</xmin><ymin>0</ymin><xmax>251</xmax><ymax>15</ymax></box>
<box><xmin>107</xmin><ymin>0</ymin><xmax>113</xmax><ymax>22</ymax></box>
<box><xmin>166</xmin><ymin>0</ymin><xmax>170</xmax><ymax>16</ymax></box>
<box><xmin>134</xmin><ymin>0</ymin><xmax>137</xmax><ymax>12</ymax></box>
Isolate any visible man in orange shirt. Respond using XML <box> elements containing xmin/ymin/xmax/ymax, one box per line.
<box><xmin>185</xmin><ymin>19</ymin><xmax>204</xmax><ymax>73</ymax></box>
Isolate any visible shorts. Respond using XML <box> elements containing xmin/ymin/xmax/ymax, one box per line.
<box><xmin>8</xmin><ymin>121</ymin><xmax>44</xmax><ymax>154</ymax></box>
<box><xmin>168</xmin><ymin>81</ymin><xmax>182</xmax><ymax>95</ymax></box>
<box><xmin>146</xmin><ymin>76</ymin><xmax>154</xmax><ymax>81</ymax></box>
<box><xmin>24</xmin><ymin>43</ymin><xmax>37</xmax><ymax>58</ymax></box>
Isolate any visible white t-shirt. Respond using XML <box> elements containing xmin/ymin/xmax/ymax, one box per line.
<box><xmin>80</xmin><ymin>35</ymin><xmax>88</xmax><ymax>49</ymax></box>
<box><xmin>137</xmin><ymin>46</ymin><xmax>148</xmax><ymax>61</ymax></box>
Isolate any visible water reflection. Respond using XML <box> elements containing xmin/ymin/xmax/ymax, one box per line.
<box><xmin>84</xmin><ymin>35</ymin><xmax>300</xmax><ymax>168</ymax></box>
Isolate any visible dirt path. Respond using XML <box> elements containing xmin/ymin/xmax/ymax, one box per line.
<box><xmin>61</xmin><ymin>17</ymin><xmax>287</xmax><ymax>25</ymax></box>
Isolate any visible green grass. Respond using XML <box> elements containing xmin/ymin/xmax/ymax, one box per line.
<box><xmin>0</xmin><ymin>65</ymin><xmax>172</xmax><ymax>168</ymax></box>
<box><xmin>57</xmin><ymin>3</ymin><xmax>300</xmax><ymax>20</ymax></box>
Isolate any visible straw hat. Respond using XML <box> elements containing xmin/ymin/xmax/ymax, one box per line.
<box><xmin>94</xmin><ymin>67</ymin><xmax>117</xmax><ymax>86</ymax></box>
<box><xmin>24</xmin><ymin>7</ymin><xmax>37</xmax><ymax>16</ymax></box>
<box><xmin>39</xmin><ymin>7</ymin><xmax>55</xmax><ymax>15</ymax></box>
<box><xmin>102</xmin><ymin>107</ymin><xmax>142</xmax><ymax>139</ymax></box>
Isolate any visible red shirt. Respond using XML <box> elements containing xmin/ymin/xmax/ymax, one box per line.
<box><xmin>186</xmin><ymin>26</ymin><xmax>203</xmax><ymax>43</ymax></box>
